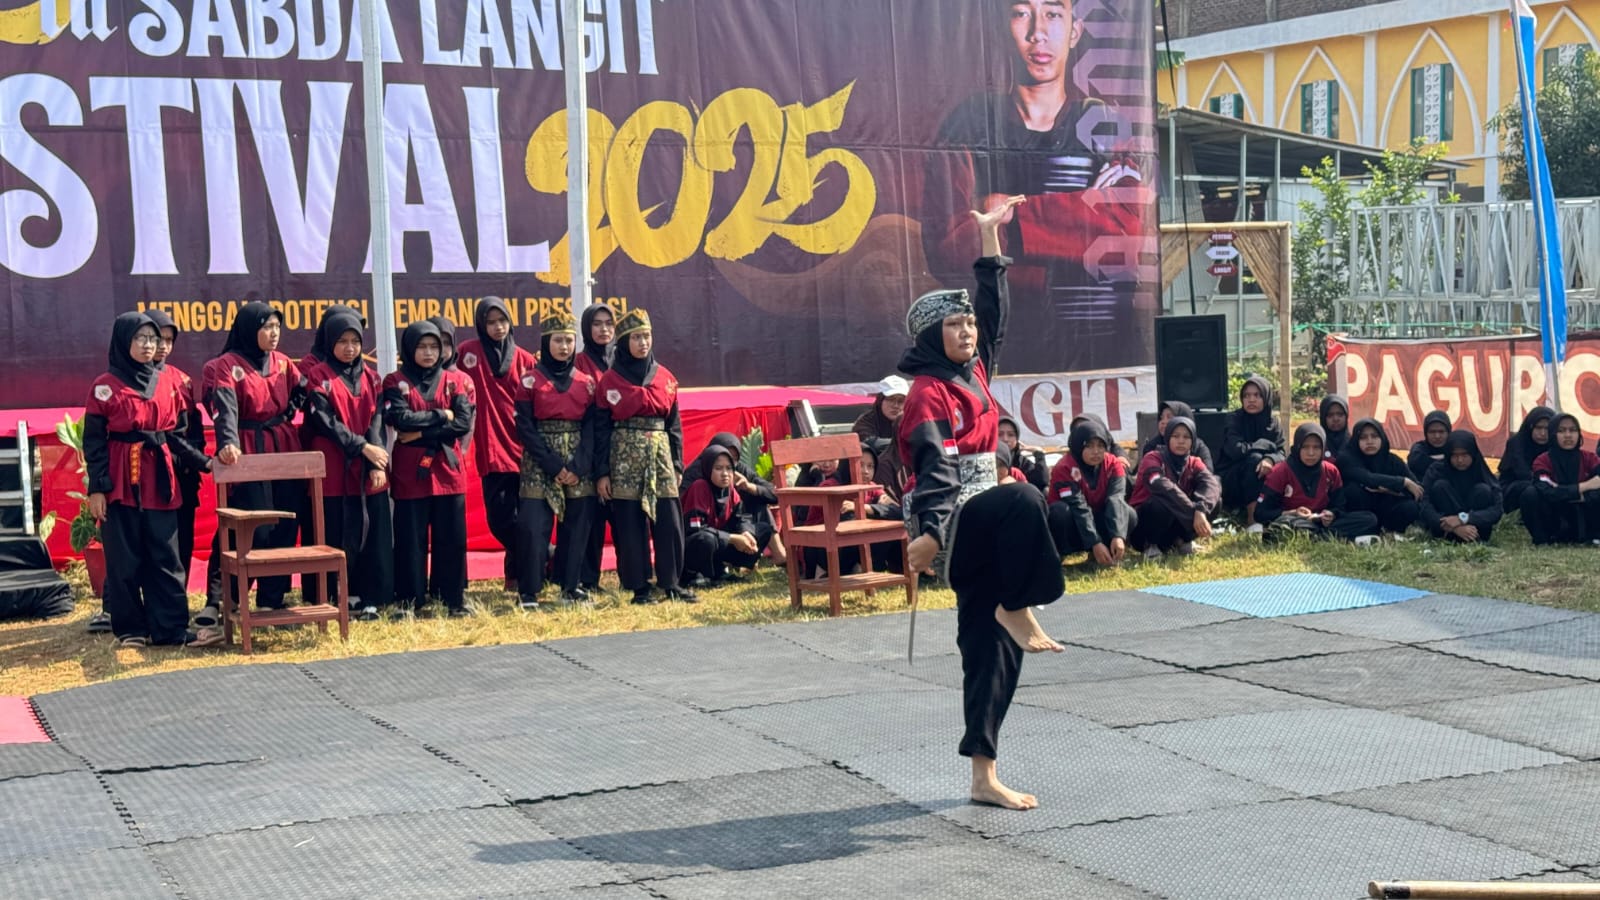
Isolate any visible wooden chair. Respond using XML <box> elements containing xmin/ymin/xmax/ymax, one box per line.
<box><xmin>771</xmin><ymin>434</ymin><xmax>916</xmax><ymax>617</ymax></box>
<box><xmin>213</xmin><ymin>452</ymin><xmax>348</xmax><ymax>654</ymax></box>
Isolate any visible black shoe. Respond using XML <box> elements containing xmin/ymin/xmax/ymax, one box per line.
<box><xmin>664</xmin><ymin>586</ymin><xmax>698</xmax><ymax>603</ymax></box>
<box><xmin>356</xmin><ymin>606</ymin><xmax>381</xmax><ymax>622</ymax></box>
<box><xmin>630</xmin><ymin>587</ymin><xmax>658</xmax><ymax>605</ymax></box>
<box><xmin>686</xmin><ymin>574</ymin><xmax>711</xmax><ymax>590</ymax></box>
<box><xmin>518</xmin><ymin>595</ymin><xmax>543</xmax><ymax>612</ymax></box>
<box><xmin>718</xmin><ymin>567</ymin><xmax>746</xmax><ymax>584</ymax></box>
<box><xmin>559</xmin><ymin>587</ymin><xmax>591</xmax><ymax>605</ymax></box>
<box><xmin>448</xmin><ymin>606</ymin><xmax>476</xmax><ymax>619</ymax></box>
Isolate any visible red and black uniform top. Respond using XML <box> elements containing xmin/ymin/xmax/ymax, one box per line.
<box><xmin>142</xmin><ymin>305</ymin><xmax>207</xmax><ymax>503</ymax></box>
<box><xmin>592</xmin><ymin>361</ymin><xmax>685</xmax><ymax>480</ymax></box>
<box><xmin>457</xmin><ymin>298</ymin><xmax>537</xmax><ymax>475</ymax></box>
<box><xmin>1049</xmin><ymin>418</ymin><xmax>1133</xmax><ymax>545</ymax></box>
<box><xmin>84</xmin><ymin>313</ymin><xmax>211</xmax><ymax>511</ymax></box>
<box><xmin>896</xmin><ymin>256</ymin><xmax>1009</xmax><ymax>545</ymax></box>
<box><xmin>383</xmin><ymin>321</ymin><xmax>476</xmax><ymax>500</ymax></box>
<box><xmin>683</xmin><ymin>446</ymin><xmax>750</xmax><ymax>538</ymax></box>
<box><xmin>1130</xmin><ymin>448</ymin><xmax>1221</xmax><ymax>514</ymax></box>
<box><xmin>1532</xmin><ymin>413</ymin><xmax>1600</xmax><ymax>503</ymax></box>
<box><xmin>199</xmin><ymin>302</ymin><xmax>305</xmax><ymax>456</ymax></box>
<box><xmin>1258</xmin><ymin>424</ymin><xmax>1347</xmax><ymax>519</ymax></box>
<box><xmin>513</xmin><ymin>350</ymin><xmax>601</xmax><ymax>482</ymax></box>
<box><xmin>302</xmin><ymin>307</ymin><xmax>385</xmax><ymax>498</ymax></box>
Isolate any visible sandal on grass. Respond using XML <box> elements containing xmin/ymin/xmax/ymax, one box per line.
<box><xmin>183</xmin><ymin>628</ymin><xmax>224</xmax><ymax>648</ymax></box>
<box><xmin>116</xmin><ymin>634</ymin><xmax>149</xmax><ymax>649</ymax></box>
<box><xmin>87</xmin><ymin>612</ymin><xmax>112</xmax><ymax>634</ymax></box>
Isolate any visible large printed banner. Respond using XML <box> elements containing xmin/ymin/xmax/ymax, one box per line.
<box><xmin>0</xmin><ymin>0</ymin><xmax>1157</xmax><ymax>409</ymax></box>
<box><xmin>989</xmin><ymin>367</ymin><xmax>1154</xmax><ymax>448</ymax></box>
<box><xmin>1330</xmin><ymin>332</ymin><xmax>1600</xmax><ymax>457</ymax></box>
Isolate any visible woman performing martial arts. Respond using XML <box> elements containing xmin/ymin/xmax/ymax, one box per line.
<box><xmin>900</xmin><ymin>196</ymin><xmax>1065</xmax><ymax>811</ymax></box>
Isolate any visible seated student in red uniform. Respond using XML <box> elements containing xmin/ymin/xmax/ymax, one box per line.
<box><xmin>513</xmin><ymin>312</ymin><xmax>601</xmax><ymax>608</ymax></box>
<box><xmin>1407</xmin><ymin>410</ymin><xmax>1453</xmax><ymax>482</ymax></box>
<box><xmin>997</xmin><ymin>417</ymin><xmax>1048</xmax><ymax>491</ymax></box>
<box><xmin>1046</xmin><ymin>418</ymin><xmax>1136</xmax><ymax>565</ymax></box>
<box><xmin>1421</xmin><ymin>430</ymin><xmax>1502</xmax><ymax>544</ymax></box>
<box><xmin>197</xmin><ymin>301</ymin><xmax>306</xmax><ymax>621</ymax></box>
<box><xmin>1129</xmin><ymin>415</ymin><xmax>1220</xmax><ymax>558</ymax></box>
<box><xmin>1337</xmin><ymin>418</ymin><xmax>1423</xmax><ymax>535</ymax></box>
<box><xmin>1139</xmin><ymin>400</ymin><xmax>1215</xmax><ymax>472</ymax></box>
<box><xmin>594</xmin><ymin>308</ymin><xmax>693</xmax><ymax>605</ymax></box>
<box><xmin>384</xmin><ymin>320</ymin><xmax>476</xmax><ymax>616</ymax></box>
<box><xmin>681</xmin><ymin>444</ymin><xmax>763</xmax><ymax>587</ymax></box>
<box><xmin>1522</xmin><ymin>413</ymin><xmax>1600</xmax><ymax>545</ymax></box>
<box><xmin>303</xmin><ymin>307</ymin><xmax>394</xmax><ymax>620</ymax></box>
<box><xmin>85</xmin><ymin>313</ymin><xmax>221</xmax><ymax>648</ymax></box>
<box><xmin>572</xmin><ymin>303</ymin><xmax>616</xmax><ymax>593</ymax></box>
<box><xmin>680</xmin><ymin>432</ymin><xmax>780</xmax><ymax>559</ymax></box>
<box><xmin>457</xmin><ymin>297</ymin><xmax>537</xmax><ymax>595</ymax></box>
<box><xmin>1256</xmin><ymin>423</ymin><xmax>1379</xmax><ymax>543</ymax></box>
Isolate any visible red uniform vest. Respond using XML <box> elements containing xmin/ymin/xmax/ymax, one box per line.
<box><xmin>384</xmin><ymin>369</ymin><xmax>474</xmax><ymax>499</ymax></box>
<box><xmin>1261</xmin><ymin>460</ymin><xmax>1342</xmax><ymax>513</ymax></box>
<box><xmin>596</xmin><ymin>366</ymin><xmax>678</xmax><ymax>420</ymax></box>
<box><xmin>304</xmin><ymin>360</ymin><xmax>385</xmax><ymax>497</ymax></box>
<box><xmin>200</xmin><ymin>351</ymin><xmax>302</xmax><ymax>454</ymax></box>
<box><xmin>516</xmin><ymin>367</ymin><xmax>597</xmax><ymax>420</ymax></box>
<box><xmin>85</xmin><ymin>372</ymin><xmax>185</xmax><ymax>510</ymax></box>
<box><xmin>456</xmin><ymin>339</ymin><xmax>536</xmax><ymax>474</ymax></box>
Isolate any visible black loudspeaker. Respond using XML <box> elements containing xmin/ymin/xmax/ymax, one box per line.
<box><xmin>1155</xmin><ymin>315</ymin><xmax>1229</xmax><ymax>411</ymax></box>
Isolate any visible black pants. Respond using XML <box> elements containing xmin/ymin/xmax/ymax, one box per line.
<box><xmin>1503</xmin><ymin>479</ymin><xmax>1533</xmax><ymax>516</ymax></box>
<box><xmin>1131</xmin><ymin>499</ymin><xmax>1200</xmax><ymax>552</ymax></box>
<box><xmin>102</xmin><ymin>504</ymin><xmax>190</xmax><ymax>644</ymax></box>
<box><xmin>611</xmin><ymin>497</ymin><xmax>685</xmax><ymax>592</ymax></box>
<box><xmin>324</xmin><ymin>492</ymin><xmax>395</xmax><ymax>608</ymax></box>
<box><xmin>1519</xmin><ymin>489</ymin><xmax>1600</xmax><ymax>545</ymax></box>
<box><xmin>1424</xmin><ymin>482</ymin><xmax>1496</xmax><ymax>541</ymax></box>
<box><xmin>176</xmin><ymin>476</ymin><xmax>200</xmax><ymax>583</ymax></box>
<box><xmin>519</xmin><ymin>495</ymin><xmax>596</xmax><ymax>595</ymax></box>
<box><xmin>949</xmin><ymin>482</ymin><xmax>1065</xmax><ymax>760</ymax></box>
<box><xmin>1262</xmin><ymin>509</ymin><xmax>1380</xmax><ymax>543</ymax></box>
<box><xmin>482</xmin><ymin>473</ymin><xmax>521</xmax><ymax>583</ymax></box>
<box><xmin>1220</xmin><ymin>464</ymin><xmax>1267</xmax><ymax>513</ymax></box>
<box><xmin>582</xmin><ymin>500</ymin><xmax>607</xmax><ymax>587</ymax></box>
<box><xmin>394</xmin><ymin>494</ymin><xmax>468</xmax><ymax>608</ymax></box>
<box><xmin>1046</xmin><ymin>501</ymin><xmax>1137</xmax><ymax>556</ymax></box>
<box><xmin>206</xmin><ymin>479</ymin><xmax>303</xmax><ymax>609</ymax></box>
<box><xmin>684</xmin><ymin>529</ymin><xmax>763</xmax><ymax>581</ymax></box>
<box><xmin>1361</xmin><ymin>492</ymin><xmax>1421</xmax><ymax>534</ymax></box>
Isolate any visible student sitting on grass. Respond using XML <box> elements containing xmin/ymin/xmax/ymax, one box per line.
<box><xmin>1046</xmin><ymin>418</ymin><xmax>1136</xmax><ymax>566</ymax></box>
<box><xmin>1256</xmin><ymin>423</ymin><xmax>1379</xmax><ymax>544</ymax></box>
<box><xmin>1421</xmin><ymin>430</ymin><xmax>1502</xmax><ymax>544</ymax></box>
<box><xmin>1407</xmin><ymin>410</ymin><xmax>1452</xmax><ymax>482</ymax></box>
<box><xmin>1129</xmin><ymin>416</ymin><xmax>1219</xmax><ymax>558</ymax></box>
<box><xmin>1336</xmin><ymin>418</ymin><xmax>1423</xmax><ymax>535</ymax></box>
<box><xmin>1522</xmin><ymin>413</ymin><xmax>1600</xmax><ymax>546</ymax></box>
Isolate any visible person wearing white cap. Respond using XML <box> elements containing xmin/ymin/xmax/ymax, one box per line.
<box><xmin>852</xmin><ymin>375</ymin><xmax>909</xmax><ymax>445</ymax></box>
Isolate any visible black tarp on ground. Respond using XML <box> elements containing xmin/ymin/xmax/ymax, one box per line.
<box><xmin>0</xmin><ymin>535</ymin><xmax>73</xmax><ymax>621</ymax></box>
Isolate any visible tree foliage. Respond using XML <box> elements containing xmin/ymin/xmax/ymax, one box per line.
<box><xmin>1290</xmin><ymin>142</ymin><xmax>1458</xmax><ymax>371</ymax></box>
<box><xmin>1491</xmin><ymin>55</ymin><xmax>1600</xmax><ymax>201</ymax></box>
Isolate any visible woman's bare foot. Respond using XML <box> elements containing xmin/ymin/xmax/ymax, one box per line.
<box><xmin>971</xmin><ymin>757</ymin><xmax>1039</xmax><ymax>809</ymax></box>
<box><xmin>994</xmin><ymin>606</ymin><xmax>1063</xmax><ymax>653</ymax></box>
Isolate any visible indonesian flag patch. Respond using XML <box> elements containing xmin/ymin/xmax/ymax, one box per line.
<box><xmin>93</xmin><ymin>384</ymin><xmax>113</xmax><ymax>402</ymax></box>
<box><xmin>941</xmin><ymin>438</ymin><xmax>958</xmax><ymax>457</ymax></box>
<box><xmin>1057</xmin><ymin>485</ymin><xmax>1073</xmax><ymax>499</ymax></box>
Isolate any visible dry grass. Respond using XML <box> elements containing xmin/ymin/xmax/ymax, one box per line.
<box><xmin>4</xmin><ymin>511</ymin><xmax>1596</xmax><ymax>696</ymax></box>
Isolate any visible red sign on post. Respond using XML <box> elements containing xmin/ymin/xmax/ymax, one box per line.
<box><xmin>1210</xmin><ymin>231</ymin><xmax>1237</xmax><ymax>243</ymax></box>
<box><xmin>1208</xmin><ymin>263</ymin><xmax>1238</xmax><ymax>277</ymax></box>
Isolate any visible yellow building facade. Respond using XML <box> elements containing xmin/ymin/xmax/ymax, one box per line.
<box><xmin>1162</xmin><ymin>0</ymin><xmax>1600</xmax><ymax>200</ymax></box>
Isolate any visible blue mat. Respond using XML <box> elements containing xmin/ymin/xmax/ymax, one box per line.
<box><xmin>1140</xmin><ymin>575</ymin><xmax>1426</xmax><ymax>618</ymax></box>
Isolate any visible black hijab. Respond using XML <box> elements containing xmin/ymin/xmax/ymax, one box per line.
<box><xmin>537</xmin><ymin>320</ymin><xmax>581</xmax><ymax>393</ymax></box>
<box><xmin>317</xmin><ymin>307</ymin><xmax>368</xmax><ymax>392</ymax></box>
<box><xmin>1231</xmin><ymin>375</ymin><xmax>1281</xmax><ymax>444</ymax></box>
<box><xmin>1158</xmin><ymin>400</ymin><xmax>1196</xmax><ymax>438</ymax></box>
<box><xmin>612</xmin><ymin>327</ymin><xmax>658</xmax><ymax>387</ymax></box>
<box><xmin>1438</xmin><ymin>430</ymin><xmax>1495</xmax><ymax>493</ymax></box>
<box><xmin>144</xmin><ymin>308</ymin><xmax>176</xmax><ymax>371</ymax></box>
<box><xmin>1418</xmin><ymin>411</ymin><xmax>1452</xmax><ymax>450</ymax></box>
<box><xmin>1506</xmin><ymin>405</ymin><xmax>1555</xmax><ymax>468</ymax></box>
<box><xmin>400</xmin><ymin>320</ymin><xmax>444</xmax><ymax>399</ymax></box>
<box><xmin>474</xmin><ymin>296</ymin><xmax>518</xmax><ymax>378</ymax></box>
<box><xmin>898</xmin><ymin>319</ymin><xmax>986</xmax><ymax>409</ymax></box>
<box><xmin>1067</xmin><ymin>418</ymin><xmax>1114</xmax><ymax>487</ymax></box>
<box><xmin>709</xmin><ymin>431</ymin><xmax>741</xmax><ymax>461</ymax></box>
<box><xmin>1069</xmin><ymin>413</ymin><xmax>1124</xmax><ymax>458</ymax></box>
<box><xmin>1163</xmin><ymin>416</ymin><xmax>1196</xmax><ymax>476</ymax></box>
<box><xmin>697</xmin><ymin>443</ymin><xmax>737</xmax><ymax>511</ymax></box>
<box><xmin>221</xmin><ymin>301</ymin><xmax>278</xmax><ymax>374</ymax></box>
<box><xmin>580</xmin><ymin>303</ymin><xmax>615</xmax><ymax>372</ymax></box>
<box><xmin>1542</xmin><ymin>413</ymin><xmax>1585</xmax><ymax>485</ymax></box>
<box><xmin>1319</xmin><ymin>395</ymin><xmax>1350</xmax><ymax>458</ymax></box>
<box><xmin>1288</xmin><ymin>422</ymin><xmax>1328</xmax><ymax>496</ymax></box>
<box><xmin>108</xmin><ymin>312</ymin><xmax>160</xmax><ymax>399</ymax></box>
<box><xmin>428</xmin><ymin>316</ymin><xmax>457</xmax><ymax>369</ymax></box>
<box><xmin>1339</xmin><ymin>417</ymin><xmax>1392</xmax><ymax>472</ymax></box>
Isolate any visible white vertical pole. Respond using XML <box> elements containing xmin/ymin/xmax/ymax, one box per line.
<box><xmin>564</xmin><ymin>0</ymin><xmax>594</xmax><ymax>348</ymax></box>
<box><xmin>359</xmin><ymin>0</ymin><xmax>398</xmax><ymax>375</ymax></box>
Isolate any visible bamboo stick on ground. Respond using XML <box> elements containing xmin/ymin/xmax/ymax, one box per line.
<box><xmin>1370</xmin><ymin>881</ymin><xmax>1600</xmax><ymax>898</ymax></box>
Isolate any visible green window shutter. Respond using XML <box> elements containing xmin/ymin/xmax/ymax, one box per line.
<box><xmin>1410</xmin><ymin>67</ymin><xmax>1422</xmax><ymax>142</ymax></box>
<box><xmin>1301</xmin><ymin>83</ymin><xmax>1313</xmax><ymax>134</ymax></box>
<box><xmin>1328</xmin><ymin>85</ymin><xmax>1339</xmax><ymax>139</ymax></box>
<box><xmin>1209</xmin><ymin>95</ymin><xmax>1221</xmax><ymax>114</ymax></box>
<box><xmin>1440</xmin><ymin>64</ymin><xmax>1453</xmax><ymax>142</ymax></box>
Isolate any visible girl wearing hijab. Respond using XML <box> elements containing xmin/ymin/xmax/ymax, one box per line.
<box><xmin>146</xmin><ymin>309</ymin><xmax>204</xmax><ymax>580</ymax></box>
<box><xmin>1319</xmin><ymin>395</ymin><xmax>1351</xmax><ymax>460</ymax></box>
<box><xmin>1218</xmin><ymin>375</ymin><xmax>1286</xmax><ymax>524</ymax></box>
<box><xmin>998</xmin><ymin>417</ymin><xmax>1049</xmax><ymax>491</ymax></box>
<box><xmin>853</xmin><ymin>375</ymin><xmax>910</xmax><ymax>445</ymax></box>
<box><xmin>1139</xmin><ymin>400</ymin><xmax>1214</xmax><ymax>472</ymax></box>
<box><xmin>899</xmin><ymin>197</ymin><xmax>1064</xmax><ymax>812</ymax></box>
<box><xmin>428</xmin><ymin>316</ymin><xmax>458</xmax><ymax>369</ymax></box>
<box><xmin>1421</xmin><ymin>430</ymin><xmax>1503</xmax><ymax>543</ymax></box>
<box><xmin>457</xmin><ymin>297</ymin><xmax>538</xmax><ymax>594</ymax></box>
<box><xmin>594</xmin><ymin>308</ymin><xmax>693</xmax><ymax>604</ymax></box>
<box><xmin>1067</xmin><ymin>413</ymin><xmax>1125</xmax><ymax>461</ymax></box>
<box><xmin>303</xmin><ymin>307</ymin><xmax>394</xmax><ymax>619</ymax></box>
<box><xmin>1130</xmin><ymin>416</ymin><xmax>1220</xmax><ymax>558</ymax></box>
<box><xmin>197</xmin><ymin>301</ymin><xmax>306</xmax><ymax>618</ymax></box>
<box><xmin>1337</xmin><ymin>418</ymin><xmax>1424</xmax><ymax>534</ymax></box>
<box><xmin>1522</xmin><ymin>413</ymin><xmax>1600</xmax><ymax>545</ymax></box>
<box><xmin>1407</xmin><ymin>410</ymin><xmax>1453</xmax><ymax>482</ymax></box>
<box><xmin>384</xmin><ymin>320</ymin><xmax>476</xmax><ymax>616</ymax></box>
<box><xmin>573</xmin><ymin>303</ymin><xmax>616</xmax><ymax>591</ymax></box>
<box><xmin>513</xmin><ymin>312</ymin><xmax>601</xmax><ymax>607</ymax></box>
<box><xmin>680</xmin><ymin>432</ymin><xmax>780</xmax><ymax>558</ymax></box>
<box><xmin>1046</xmin><ymin>419</ymin><xmax>1136</xmax><ymax>565</ymax></box>
<box><xmin>85</xmin><ymin>313</ymin><xmax>220</xmax><ymax>647</ymax></box>
<box><xmin>1498</xmin><ymin>406</ymin><xmax>1554</xmax><ymax>512</ymax></box>
<box><xmin>1256</xmin><ymin>423</ymin><xmax>1379</xmax><ymax>543</ymax></box>
<box><xmin>796</xmin><ymin>444</ymin><xmax>901</xmax><ymax>579</ymax></box>
<box><xmin>681</xmin><ymin>444</ymin><xmax>763</xmax><ymax>585</ymax></box>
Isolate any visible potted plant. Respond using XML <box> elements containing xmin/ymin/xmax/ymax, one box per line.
<box><xmin>55</xmin><ymin>413</ymin><xmax>105</xmax><ymax>595</ymax></box>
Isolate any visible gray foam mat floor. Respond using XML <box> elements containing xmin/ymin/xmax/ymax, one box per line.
<box><xmin>11</xmin><ymin>586</ymin><xmax>1600</xmax><ymax>898</ymax></box>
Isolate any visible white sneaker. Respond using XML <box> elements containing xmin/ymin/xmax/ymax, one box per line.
<box><xmin>1246</xmin><ymin>523</ymin><xmax>1265</xmax><ymax>536</ymax></box>
<box><xmin>1174</xmin><ymin>540</ymin><xmax>1196</xmax><ymax>556</ymax></box>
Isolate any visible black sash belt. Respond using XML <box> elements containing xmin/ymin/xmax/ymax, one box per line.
<box><xmin>109</xmin><ymin>430</ymin><xmax>173</xmax><ymax>503</ymax></box>
<box><xmin>239</xmin><ymin>412</ymin><xmax>290</xmax><ymax>454</ymax></box>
